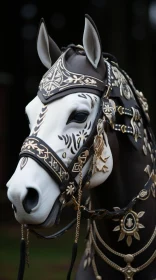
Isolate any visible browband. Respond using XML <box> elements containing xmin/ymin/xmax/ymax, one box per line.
<box><xmin>38</xmin><ymin>49</ymin><xmax>105</xmax><ymax>104</ymax></box>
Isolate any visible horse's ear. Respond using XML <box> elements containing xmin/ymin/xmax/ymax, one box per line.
<box><xmin>83</xmin><ymin>14</ymin><xmax>102</xmax><ymax>68</ymax></box>
<box><xmin>37</xmin><ymin>18</ymin><xmax>61</xmax><ymax>69</ymax></box>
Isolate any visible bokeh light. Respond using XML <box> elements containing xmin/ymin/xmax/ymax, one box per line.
<box><xmin>149</xmin><ymin>1</ymin><xmax>156</xmax><ymax>29</ymax></box>
<box><xmin>20</xmin><ymin>4</ymin><xmax>37</xmax><ymax>20</ymax></box>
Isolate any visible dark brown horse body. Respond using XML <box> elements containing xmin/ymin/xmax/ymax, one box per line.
<box><xmin>76</xmin><ymin>70</ymin><xmax>156</xmax><ymax>279</ymax></box>
<box><xmin>76</xmin><ymin>132</ymin><xmax>156</xmax><ymax>279</ymax></box>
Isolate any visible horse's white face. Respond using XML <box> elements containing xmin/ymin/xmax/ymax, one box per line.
<box><xmin>7</xmin><ymin>92</ymin><xmax>113</xmax><ymax>227</ymax></box>
<box><xmin>7</xmin><ymin>15</ymin><xmax>114</xmax><ymax>228</ymax></box>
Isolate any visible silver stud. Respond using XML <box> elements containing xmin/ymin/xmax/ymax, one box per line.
<box><xmin>148</xmin><ymin>143</ymin><xmax>151</xmax><ymax>153</ymax></box>
<box><xmin>143</xmin><ymin>145</ymin><xmax>147</xmax><ymax>156</ymax></box>
<box><xmin>151</xmin><ymin>154</ymin><xmax>155</xmax><ymax>162</ymax></box>
<box><xmin>144</xmin><ymin>137</ymin><xmax>148</xmax><ymax>147</ymax></box>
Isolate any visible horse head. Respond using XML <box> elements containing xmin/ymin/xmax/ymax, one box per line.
<box><xmin>7</xmin><ymin>15</ymin><xmax>113</xmax><ymax>227</ymax></box>
<box><xmin>6</xmin><ymin>15</ymin><xmax>156</xmax><ymax>280</ymax></box>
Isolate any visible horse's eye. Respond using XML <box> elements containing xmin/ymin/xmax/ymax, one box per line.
<box><xmin>67</xmin><ymin>110</ymin><xmax>89</xmax><ymax>124</ymax></box>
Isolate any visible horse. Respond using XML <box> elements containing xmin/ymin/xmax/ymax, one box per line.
<box><xmin>7</xmin><ymin>14</ymin><xmax>156</xmax><ymax>280</ymax></box>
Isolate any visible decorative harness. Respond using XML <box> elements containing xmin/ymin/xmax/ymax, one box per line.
<box><xmin>18</xmin><ymin>46</ymin><xmax>156</xmax><ymax>280</ymax></box>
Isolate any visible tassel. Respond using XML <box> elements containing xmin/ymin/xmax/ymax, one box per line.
<box><xmin>17</xmin><ymin>239</ymin><xmax>26</xmax><ymax>280</ymax></box>
<box><xmin>66</xmin><ymin>242</ymin><xmax>78</xmax><ymax>280</ymax></box>
<box><xmin>17</xmin><ymin>225</ymin><xmax>26</xmax><ymax>280</ymax></box>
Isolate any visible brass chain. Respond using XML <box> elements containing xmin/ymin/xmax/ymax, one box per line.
<box><xmin>92</xmin><ymin>256</ymin><xmax>102</xmax><ymax>280</ymax></box>
<box><xmin>93</xmin><ymin>221</ymin><xmax>156</xmax><ymax>258</ymax></box>
<box><xmin>90</xmin><ymin>225</ymin><xmax>121</xmax><ymax>271</ymax></box>
<box><xmin>26</xmin><ymin>229</ymin><xmax>30</xmax><ymax>267</ymax></box>
<box><xmin>90</xmin><ymin>224</ymin><xmax>156</xmax><ymax>278</ymax></box>
<box><xmin>21</xmin><ymin>224</ymin><xmax>24</xmax><ymax>240</ymax></box>
<box><xmin>74</xmin><ymin>157</ymin><xmax>83</xmax><ymax>243</ymax></box>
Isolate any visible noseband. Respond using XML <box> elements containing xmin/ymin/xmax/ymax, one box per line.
<box><xmin>19</xmin><ymin>103</ymin><xmax>103</xmax><ymax>205</ymax></box>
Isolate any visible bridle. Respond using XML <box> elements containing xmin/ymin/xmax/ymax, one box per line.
<box><xmin>17</xmin><ymin>49</ymin><xmax>156</xmax><ymax>280</ymax></box>
<box><xmin>19</xmin><ymin>51</ymin><xmax>156</xmax><ymax>232</ymax></box>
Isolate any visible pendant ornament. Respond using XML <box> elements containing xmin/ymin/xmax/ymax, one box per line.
<box><xmin>113</xmin><ymin>209</ymin><xmax>145</xmax><ymax>246</ymax></box>
<box><xmin>92</xmin><ymin>119</ymin><xmax>109</xmax><ymax>175</ymax></box>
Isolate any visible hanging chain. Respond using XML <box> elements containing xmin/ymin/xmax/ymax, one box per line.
<box><xmin>90</xmin><ymin>223</ymin><xmax>156</xmax><ymax>279</ymax></box>
<box><xmin>74</xmin><ymin>157</ymin><xmax>83</xmax><ymax>243</ymax></box>
<box><xmin>26</xmin><ymin>229</ymin><xmax>30</xmax><ymax>267</ymax></box>
<box><xmin>93</xmin><ymin>221</ymin><xmax>156</xmax><ymax>258</ymax></box>
<box><xmin>92</xmin><ymin>256</ymin><xmax>102</xmax><ymax>280</ymax></box>
<box><xmin>21</xmin><ymin>224</ymin><xmax>24</xmax><ymax>240</ymax></box>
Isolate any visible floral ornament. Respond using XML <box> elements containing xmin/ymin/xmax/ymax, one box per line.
<box><xmin>23</xmin><ymin>140</ymin><xmax>37</xmax><ymax>150</ymax></box>
<box><xmin>111</xmin><ymin>66</ymin><xmax>134</xmax><ymax>100</ymax></box>
<box><xmin>76</xmin><ymin>129</ymin><xmax>90</xmax><ymax>147</ymax></box>
<box><xmin>113</xmin><ymin>208</ymin><xmax>145</xmax><ymax>247</ymax></box>
<box><xmin>22</xmin><ymin>140</ymin><xmax>45</xmax><ymax>155</ymax></box>
<box><xmin>66</xmin><ymin>183</ymin><xmax>75</xmax><ymax>195</ymax></box>
<box><xmin>135</xmin><ymin>90</ymin><xmax>150</xmax><ymax>122</ymax></box>
<box><xmin>102</xmin><ymin>99</ymin><xmax>116</xmax><ymax>129</ymax></box>
<box><xmin>64</xmin><ymin>75</ymin><xmax>97</xmax><ymax>85</ymax></box>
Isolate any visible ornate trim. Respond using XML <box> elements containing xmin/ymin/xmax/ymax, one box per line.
<box><xmin>111</xmin><ymin>65</ymin><xmax>135</xmax><ymax>100</ymax></box>
<box><xmin>20</xmin><ymin>137</ymin><xmax>69</xmax><ymax>183</ymax></box>
<box><xmin>39</xmin><ymin>51</ymin><xmax>104</xmax><ymax>99</ymax></box>
<box><xmin>32</xmin><ymin>105</ymin><xmax>48</xmax><ymax>136</ymax></box>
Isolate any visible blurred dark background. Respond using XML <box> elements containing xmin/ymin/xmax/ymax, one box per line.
<box><xmin>1</xmin><ymin>0</ymin><xmax>156</xmax><ymax>279</ymax></box>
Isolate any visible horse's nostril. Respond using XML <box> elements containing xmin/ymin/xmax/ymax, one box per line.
<box><xmin>22</xmin><ymin>188</ymin><xmax>39</xmax><ymax>214</ymax></box>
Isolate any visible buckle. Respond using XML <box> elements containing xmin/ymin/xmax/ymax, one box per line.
<box><xmin>121</xmin><ymin>125</ymin><xmax>126</xmax><ymax>133</ymax></box>
<box><xmin>117</xmin><ymin>106</ymin><xmax>124</xmax><ymax>115</ymax></box>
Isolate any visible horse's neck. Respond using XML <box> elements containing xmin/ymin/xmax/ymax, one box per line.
<box><xmin>89</xmin><ymin>133</ymin><xmax>155</xmax><ymax>254</ymax></box>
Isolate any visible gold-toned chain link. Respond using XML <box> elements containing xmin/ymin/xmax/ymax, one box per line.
<box><xmin>74</xmin><ymin>157</ymin><xmax>83</xmax><ymax>243</ymax></box>
<box><xmin>92</xmin><ymin>256</ymin><xmax>102</xmax><ymax>280</ymax></box>
<box><xmin>26</xmin><ymin>229</ymin><xmax>30</xmax><ymax>267</ymax></box>
<box><xmin>90</xmin><ymin>223</ymin><xmax>156</xmax><ymax>276</ymax></box>
<box><xmin>90</xmin><ymin>224</ymin><xmax>122</xmax><ymax>272</ymax></box>
<box><xmin>137</xmin><ymin>250</ymin><xmax>156</xmax><ymax>271</ymax></box>
<box><xmin>21</xmin><ymin>224</ymin><xmax>24</xmax><ymax>240</ymax></box>
<box><xmin>93</xmin><ymin>221</ymin><xmax>156</xmax><ymax>258</ymax></box>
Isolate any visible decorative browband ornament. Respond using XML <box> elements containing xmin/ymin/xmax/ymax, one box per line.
<box><xmin>38</xmin><ymin>49</ymin><xmax>105</xmax><ymax>104</ymax></box>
